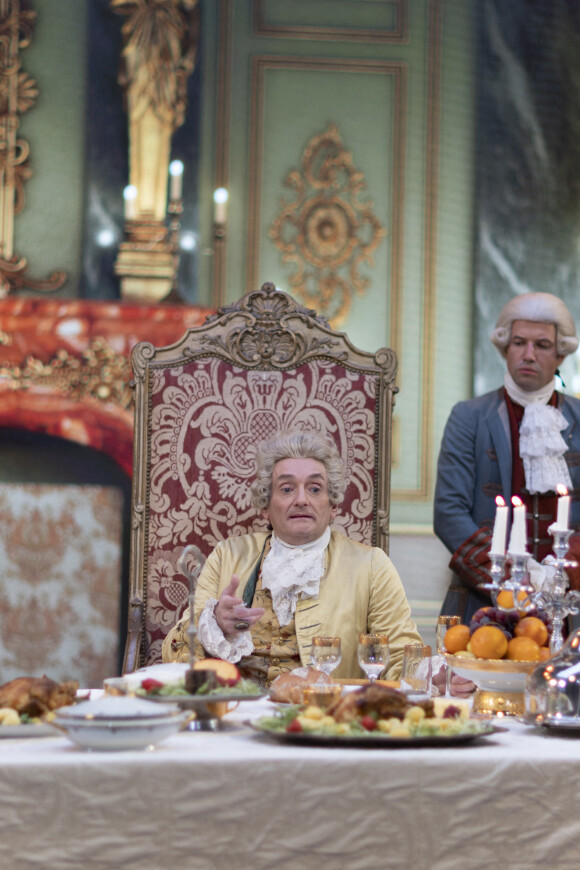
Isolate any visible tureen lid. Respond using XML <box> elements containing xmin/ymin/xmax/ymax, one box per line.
<box><xmin>54</xmin><ymin>695</ymin><xmax>177</xmax><ymax>721</ymax></box>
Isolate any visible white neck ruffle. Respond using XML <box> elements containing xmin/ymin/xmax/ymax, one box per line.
<box><xmin>260</xmin><ymin>528</ymin><xmax>330</xmax><ymax>626</ymax></box>
<box><xmin>504</xmin><ymin>372</ymin><xmax>572</xmax><ymax>494</ymax></box>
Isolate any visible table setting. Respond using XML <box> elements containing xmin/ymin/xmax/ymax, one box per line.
<box><xmin>3</xmin><ymin>648</ymin><xmax>580</xmax><ymax>870</ymax></box>
<box><xmin>3</xmin><ymin>522</ymin><xmax>580</xmax><ymax>867</ymax></box>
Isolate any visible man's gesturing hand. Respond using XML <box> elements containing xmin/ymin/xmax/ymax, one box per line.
<box><xmin>214</xmin><ymin>574</ymin><xmax>265</xmax><ymax>638</ymax></box>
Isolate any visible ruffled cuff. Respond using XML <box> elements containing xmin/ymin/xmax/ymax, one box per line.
<box><xmin>197</xmin><ymin>599</ymin><xmax>254</xmax><ymax>663</ymax></box>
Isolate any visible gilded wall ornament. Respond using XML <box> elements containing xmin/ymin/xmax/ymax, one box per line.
<box><xmin>269</xmin><ymin>124</ymin><xmax>386</xmax><ymax>326</ymax></box>
<box><xmin>0</xmin><ymin>0</ymin><xmax>66</xmax><ymax>295</ymax></box>
<box><xmin>112</xmin><ymin>0</ymin><xmax>199</xmax><ymax>302</ymax></box>
<box><xmin>0</xmin><ymin>336</ymin><xmax>133</xmax><ymax>409</ymax></box>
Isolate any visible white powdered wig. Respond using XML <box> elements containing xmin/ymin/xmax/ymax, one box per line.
<box><xmin>490</xmin><ymin>292</ymin><xmax>578</xmax><ymax>357</ymax></box>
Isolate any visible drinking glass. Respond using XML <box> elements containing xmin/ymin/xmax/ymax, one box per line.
<box><xmin>357</xmin><ymin>634</ymin><xmax>390</xmax><ymax>683</ymax></box>
<box><xmin>436</xmin><ymin>615</ymin><xmax>461</xmax><ymax>697</ymax></box>
<box><xmin>400</xmin><ymin>643</ymin><xmax>432</xmax><ymax>699</ymax></box>
<box><xmin>310</xmin><ymin>636</ymin><xmax>342</xmax><ymax>679</ymax></box>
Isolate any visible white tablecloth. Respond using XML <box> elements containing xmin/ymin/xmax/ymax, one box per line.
<box><xmin>1</xmin><ymin>698</ymin><xmax>579</xmax><ymax>870</ymax></box>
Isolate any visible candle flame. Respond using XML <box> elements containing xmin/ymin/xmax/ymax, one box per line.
<box><xmin>511</xmin><ymin>496</ymin><xmax>523</xmax><ymax>507</ymax></box>
<box><xmin>495</xmin><ymin>495</ymin><xmax>506</xmax><ymax>507</ymax></box>
<box><xmin>557</xmin><ymin>484</ymin><xmax>568</xmax><ymax>497</ymax></box>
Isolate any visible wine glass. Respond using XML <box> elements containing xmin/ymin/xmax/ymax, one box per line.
<box><xmin>310</xmin><ymin>636</ymin><xmax>342</xmax><ymax>680</ymax></box>
<box><xmin>357</xmin><ymin>634</ymin><xmax>390</xmax><ymax>683</ymax></box>
<box><xmin>436</xmin><ymin>615</ymin><xmax>461</xmax><ymax>697</ymax></box>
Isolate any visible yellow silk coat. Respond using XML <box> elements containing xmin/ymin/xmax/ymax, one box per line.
<box><xmin>162</xmin><ymin>530</ymin><xmax>423</xmax><ymax>680</ymax></box>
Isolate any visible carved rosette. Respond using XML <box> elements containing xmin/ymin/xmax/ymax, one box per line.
<box><xmin>269</xmin><ymin>125</ymin><xmax>386</xmax><ymax>326</ymax></box>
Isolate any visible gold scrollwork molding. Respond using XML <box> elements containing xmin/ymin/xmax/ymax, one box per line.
<box><xmin>0</xmin><ymin>336</ymin><xmax>133</xmax><ymax>409</ymax></box>
<box><xmin>269</xmin><ymin>124</ymin><xmax>386</xmax><ymax>327</ymax></box>
<box><xmin>0</xmin><ymin>0</ymin><xmax>66</xmax><ymax>296</ymax></box>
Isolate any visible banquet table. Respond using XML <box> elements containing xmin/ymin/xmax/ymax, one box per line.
<box><xmin>2</xmin><ymin>697</ymin><xmax>580</xmax><ymax>870</ymax></box>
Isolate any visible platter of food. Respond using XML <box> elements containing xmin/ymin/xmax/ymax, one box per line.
<box><xmin>107</xmin><ymin>659</ymin><xmax>266</xmax><ymax>727</ymax></box>
<box><xmin>248</xmin><ymin>714</ymin><xmax>504</xmax><ymax>749</ymax></box>
<box><xmin>142</xmin><ymin>688</ymin><xmax>267</xmax><ymax>710</ymax></box>
<box><xmin>0</xmin><ymin>722</ymin><xmax>58</xmax><ymax>739</ymax></box>
<box><xmin>0</xmin><ymin>674</ymin><xmax>80</xmax><ymax>738</ymax></box>
<box><xmin>251</xmin><ymin>683</ymin><xmax>505</xmax><ymax>748</ymax></box>
<box><xmin>520</xmin><ymin>714</ymin><xmax>580</xmax><ymax>735</ymax></box>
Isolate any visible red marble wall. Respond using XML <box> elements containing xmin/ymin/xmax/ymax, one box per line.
<box><xmin>0</xmin><ymin>298</ymin><xmax>214</xmax><ymax>476</ymax></box>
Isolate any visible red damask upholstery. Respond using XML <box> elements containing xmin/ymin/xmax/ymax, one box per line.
<box><xmin>124</xmin><ymin>284</ymin><xmax>397</xmax><ymax>670</ymax></box>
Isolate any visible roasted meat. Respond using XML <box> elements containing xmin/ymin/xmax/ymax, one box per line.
<box><xmin>329</xmin><ymin>684</ymin><xmax>434</xmax><ymax>722</ymax></box>
<box><xmin>0</xmin><ymin>675</ymin><xmax>78</xmax><ymax>718</ymax></box>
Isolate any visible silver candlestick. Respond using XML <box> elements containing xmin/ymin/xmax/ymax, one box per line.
<box><xmin>482</xmin><ymin>553</ymin><xmax>507</xmax><ymax>603</ymax></box>
<box><xmin>176</xmin><ymin>544</ymin><xmax>206</xmax><ymax>669</ymax></box>
<box><xmin>495</xmin><ymin>552</ymin><xmax>534</xmax><ymax>612</ymax></box>
<box><xmin>534</xmin><ymin>528</ymin><xmax>580</xmax><ymax>655</ymax></box>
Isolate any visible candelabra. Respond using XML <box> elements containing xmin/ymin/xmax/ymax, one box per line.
<box><xmin>487</xmin><ymin>531</ymin><xmax>580</xmax><ymax>655</ymax></box>
<box><xmin>534</xmin><ymin>529</ymin><xmax>580</xmax><ymax>654</ymax></box>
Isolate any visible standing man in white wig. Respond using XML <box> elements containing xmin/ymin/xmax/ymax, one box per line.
<box><xmin>434</xmin><ymin>292</ymin><xmax>580</xmax><ymax>622</ymax></box>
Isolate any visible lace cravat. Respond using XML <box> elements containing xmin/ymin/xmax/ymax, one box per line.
<box><xmin>261</xmin><ymin>528</ymin><xmax>330</xmax><ymax>626</ymax></box>
<box><xmin>504</xmin><ymin>372</ymin><xmax>572</xmax><ymax>493</ymax></box>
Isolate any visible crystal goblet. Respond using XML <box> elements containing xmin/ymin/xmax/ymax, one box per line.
<box><xmin>357</xmin><ymin>633</ymin><xmax>390</xmax><ymax>683</ymax></box>
<box><xmin>310</xmin><ymin>636</ymin><xmax>342</xmax><ymax>681</ymax></box>
<box><xmin>436</xmin><ymin>615</ymin><xmax>461</xmax><ymax>697</ymax></box>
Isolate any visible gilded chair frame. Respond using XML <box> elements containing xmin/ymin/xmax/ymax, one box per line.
<box><xmin>123</xmin><ymin>283</ymin><xmax>398</xmax><ymax>672</ymax></box>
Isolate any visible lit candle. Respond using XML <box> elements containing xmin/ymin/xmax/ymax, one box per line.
<box><xmin>123</xmin><ymin>184</ymin><xmax>137</xmax><ymax>219</ymax></box>
<box><xmin>508</xmin><ymin>496</ymin><xmax>527</xmax><ymax>555</ymax></box>
<box><xmin>490</xmin><ymin>495</ymin><xmax>508</xmax><ymax>555</ymax></box>
<box><xmin>213</xmin><ymin>187</ymin><xmax>228</xmax><ymax>224</ymax></box>
<box><xmin>169</xmin><ymin>160</ymin><xmax>184</xmax><ymax>201</ymax></box>
<box><xmin>555</xmin><ymin>484</ymin><xmax>570</xmax><ymax>531</ymax></box>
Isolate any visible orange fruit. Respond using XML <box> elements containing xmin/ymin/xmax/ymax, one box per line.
<box><xmin>444</xmin><ymin>624</ymin><xmax>471</xmax><ymax>654</ymax></box>
<box><xmin>506</xmin><ymin>636</ymin><xmax>541</xmax><ymax>662</ymax></box>
<box><xmin>538</xmin><ymin>647</ymin><xmax>551</xmax><ymax>661</ymax></box>
<box><xmin>470</xmin><ymin>625</ymin><xmax>508</xmax><ymax>659</ymax></box>
<box><xmin>496</xmin><ymin>589</ymin><xmax>528</xmax><ymax>611</ymax></box>
<box><xmin>514</xmin><ymin>616</ymin><xmax>549</xmax><ymax>647</ymax></box>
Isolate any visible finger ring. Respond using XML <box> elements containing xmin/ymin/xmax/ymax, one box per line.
<box><xmin>234</xmin><ymin>621</ymin><xmax>250</xmax><ymax>631</ymax></box>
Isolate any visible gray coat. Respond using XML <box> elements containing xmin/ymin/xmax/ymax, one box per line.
<box><xmin>434</xmin><ymin>388</ymin><xmax>580</xmax><ymax>554</ymax></box>
<box><xmin>434</xmin><ymin>388</ymin><xmax>580</xmax><ymax>621</ymax></box>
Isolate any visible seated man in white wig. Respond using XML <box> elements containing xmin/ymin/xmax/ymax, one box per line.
<box><xmin>163</xmin><ymin>429</ymin><xmax>423</xmax><ymax>683</ymax></box>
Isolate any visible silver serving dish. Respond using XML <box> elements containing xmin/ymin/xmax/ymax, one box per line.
<box><xmin>524</xmin><ymin>628</ymin><xmax>580</xmax><ymax>722</ymax></box>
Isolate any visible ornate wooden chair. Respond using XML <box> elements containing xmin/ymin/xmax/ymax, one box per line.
<box><xmin>123</xmin><ymin>282</ymin><xmax>398</xmax><ymax>671</ymax></box>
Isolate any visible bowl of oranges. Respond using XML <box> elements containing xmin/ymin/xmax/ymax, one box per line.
<box><xmin>441</xmin><ymin>603</ymin><xmax>551</xmax><ymax>716</ymax></box>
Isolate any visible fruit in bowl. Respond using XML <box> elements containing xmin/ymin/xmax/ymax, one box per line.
<box><xmin>443</xmin><ymin>607</ymin><xmax>551</xmax><ymax>662</ymax></box>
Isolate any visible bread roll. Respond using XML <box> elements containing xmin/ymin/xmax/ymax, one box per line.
<box><xmin>270</xmin><ymin>667</ymin><xmax>329</xmax><ymax>703</ymax></box>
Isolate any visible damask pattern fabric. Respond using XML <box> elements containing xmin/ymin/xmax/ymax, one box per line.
<box><xmin>144</xmin><ymin>358</ymin><xmax>379</xmax><ymax>664</ymax></box>
<box><xmin>0</xmin><ymin>484</ymin><xmax>123</xmax><ymax>686</ymax></box>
